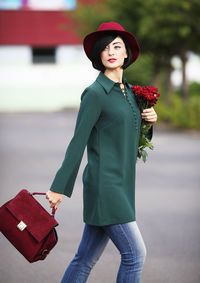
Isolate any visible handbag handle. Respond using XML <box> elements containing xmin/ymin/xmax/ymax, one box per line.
<box><xmin>31</xmin><ymin>192</ymin><xmax>56</xmax><ymax>217</ymax></box>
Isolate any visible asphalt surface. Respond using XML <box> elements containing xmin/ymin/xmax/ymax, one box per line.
<box><xmin>0</xmin><ymin>111</ymin><xmax>200</xmax><ymax>283</ymax></box>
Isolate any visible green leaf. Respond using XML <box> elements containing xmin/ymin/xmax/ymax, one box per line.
<box><xmin>141</xmin><ymin>150</ymin><xmax>148</xmax><ymax>162</ymax></box>
<box><xmin>148</xmin><ymin>142</ymin><xmax>154</xmax><ymax>150</ymax></box>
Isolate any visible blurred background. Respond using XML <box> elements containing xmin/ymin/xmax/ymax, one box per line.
<box><xmin>0</xmin><ymin>0</ymin><xmax>200</xmax><ymax>128</ymax></box>
<box><xmin>0</xmin><ymin>0</ymin><xmax>200</xmax><ymax>283</ymax></box>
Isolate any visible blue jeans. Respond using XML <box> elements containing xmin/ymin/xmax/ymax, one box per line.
<box><xmin>61</xmin><ymin>221</ymin><xmax>146</xmax><ymax>283</ymax></box>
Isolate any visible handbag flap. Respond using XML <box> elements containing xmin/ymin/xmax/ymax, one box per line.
<box><xmin>6</xmin><ymin>189</ymin><xmax>58</xmax><ymax>242</ymax></box>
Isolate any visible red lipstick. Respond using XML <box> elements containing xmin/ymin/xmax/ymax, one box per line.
<box><xmin>108</xmin><ymin>58</ymin><xmax>116</xmax><ymax>63</ymax></box>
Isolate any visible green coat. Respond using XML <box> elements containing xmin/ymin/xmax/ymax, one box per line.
<box><xmin>50</xmin><ymin>72</ymin><xmax>150</xmax><ymax>226</ymax></box>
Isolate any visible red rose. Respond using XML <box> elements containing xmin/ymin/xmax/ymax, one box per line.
<box><xmin>131</xmin><ymin>85</ymin><xmax>160</xmax><ymax>162</ymax></box>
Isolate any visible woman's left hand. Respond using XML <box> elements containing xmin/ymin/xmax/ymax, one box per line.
<box><xmin>141</xmin><ymin>107</ymin><xmax>157</xmax><ymax>125</ymax></box>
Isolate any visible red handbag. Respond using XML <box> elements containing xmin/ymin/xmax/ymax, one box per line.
<box><xmin>0</xmin><ymin>189</ymin><xmax>58</xmax><ymax>263</ymax></box>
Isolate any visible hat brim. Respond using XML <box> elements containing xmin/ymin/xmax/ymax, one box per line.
<box><xmin>83</xmin><ymin>29</ymin><xmax>140</xmax><ymax>64</ymax></box>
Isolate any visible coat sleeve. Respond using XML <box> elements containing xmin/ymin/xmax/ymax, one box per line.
<box><xmin>50</xmin><ymin>87</ymin><xmax>102</xmax><ymax>197</ymax></box>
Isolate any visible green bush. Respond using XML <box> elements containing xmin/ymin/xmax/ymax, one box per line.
<box><xmin>189</xmin><ymin>82</ymin><xmax>200</xmax><ymax>97</ymax></box>
<box><xmin>155</xmin><ymin>94</ymin><xmax>200</xmax><ymax>129</ymax></box>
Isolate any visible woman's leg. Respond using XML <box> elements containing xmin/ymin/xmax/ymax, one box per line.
<box><xmin>103</xmin><ymin>221</ymin><xmax>146</xmax><ymax>283</ymax></box>
<box><xmin>61</xmin><ymin>224</ymin><xmax>109</xmax><ymax>283</ymax></box>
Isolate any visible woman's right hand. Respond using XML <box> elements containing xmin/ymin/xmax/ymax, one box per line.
<box><xmin>46</xmin><ymin>190</ymin><xmax>63</xmax><ymax>209</ymax></box>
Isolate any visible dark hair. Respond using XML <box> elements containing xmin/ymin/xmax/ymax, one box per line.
<box><xmin>91</xmin><ymin>33</ymin><xmax>132</xmax><ymax>72</ymax></box>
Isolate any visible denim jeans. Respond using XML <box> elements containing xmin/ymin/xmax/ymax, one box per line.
<box><xmin>61</xmin><ymin>221</ymin><xmax>146</xmax><ymax>283</ymax></box>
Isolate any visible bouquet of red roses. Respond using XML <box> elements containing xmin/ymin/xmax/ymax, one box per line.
<box><xmin>131</xmin><ymin>85</ymin><xmax>160</xmax><ymax>162</ymax></box>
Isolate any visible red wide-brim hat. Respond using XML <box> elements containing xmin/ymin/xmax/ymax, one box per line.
<box><xmin>83</xmin><ymin>22</ymin><xmax>140</xmax><ymax>64</ymax></box>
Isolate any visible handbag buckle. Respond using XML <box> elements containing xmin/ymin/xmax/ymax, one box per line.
<box><xmin>17</xmin><ymin>221</ymin><xmax>27</xmax><ymax>231</ymax></box>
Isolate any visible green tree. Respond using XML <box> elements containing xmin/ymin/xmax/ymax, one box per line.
<box><xmin>139</xmin><ymin>0</ymin><xmax>200</xmax><ymax>100</ymax></box>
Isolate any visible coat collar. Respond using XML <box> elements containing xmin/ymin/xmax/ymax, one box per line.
<box><xmin>96</xmin><ymin>72</ymin><xmax>131</xmax><ymax>95</ymax></box>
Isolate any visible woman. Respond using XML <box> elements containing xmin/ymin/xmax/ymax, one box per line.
<box><xmin>46</xmin><ymin>22</ymin><xmax>157</xmax><ymax>283</ymax></box>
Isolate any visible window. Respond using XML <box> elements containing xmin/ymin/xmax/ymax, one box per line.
<box><xmin>32</xmin><ymin>47</ymin><xmax>56</xmax><ymax>63</ymax></box>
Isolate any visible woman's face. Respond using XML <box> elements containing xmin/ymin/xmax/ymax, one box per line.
<box><xmin>100</xmin><ymin>36</ymin><xmax>128</xmax><ymax>71</ymax></box>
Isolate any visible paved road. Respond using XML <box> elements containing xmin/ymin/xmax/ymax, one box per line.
<box><xmin>0</xmin><ymin>111</ymin><xmax>200</xmax><ymax>283</ymax></box>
